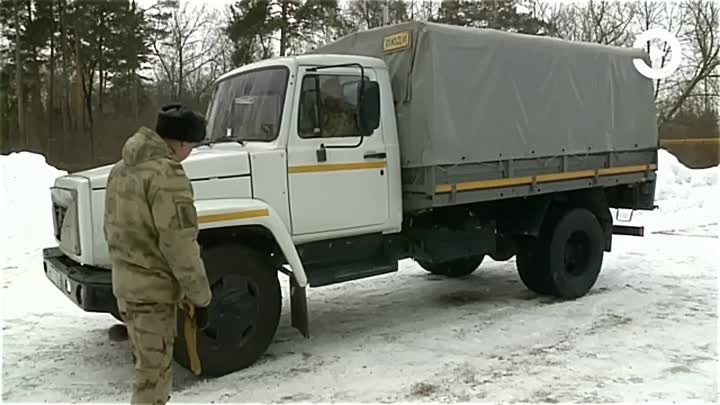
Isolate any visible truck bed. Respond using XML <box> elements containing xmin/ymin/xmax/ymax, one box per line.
<box><xmin>313</xmin><ymin>22</ymin><xmax>658</xmax><ymax>168</ymax></box>
<box><xmin>313</xmin><ymin>21</ymin><xmax>659</xmax><ymax>212</ymax></box>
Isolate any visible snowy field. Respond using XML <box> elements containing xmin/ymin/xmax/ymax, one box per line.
<box><xmin>1</xmin><ymin>150</ymin><xmax>718</xmax><ymax>403</ymax></box>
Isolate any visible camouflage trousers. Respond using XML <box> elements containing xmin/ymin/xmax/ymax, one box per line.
<box><xmin>117</xmin><ymin>300</ymin><xmax>177</xmax><ymax>405</ymax></box>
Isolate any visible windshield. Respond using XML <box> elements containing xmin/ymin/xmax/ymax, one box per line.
<box><xmin>205</xmin><ymin>67</ymin><xmax>289</xmax><ymax>143</ymax></box>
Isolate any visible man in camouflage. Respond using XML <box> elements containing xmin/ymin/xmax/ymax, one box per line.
<box><xmin>104</xmin><ymin>104</ymin><xmax>212</xmax><ymax>405</ymax></box>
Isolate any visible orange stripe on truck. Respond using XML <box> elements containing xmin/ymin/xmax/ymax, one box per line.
<box><xmin>198</xmin><ymin>209</ymin><xmax>270</xmax><ymax>224</ymax></box>
<box><xmin>288</xmin><ymin>161</ymin><xmax>386</xmax><ymax>174</ymax></box>
<box><xmin>435</xmin><ymin>164</ymin><xmax>656</xmax><ymax>194</ymax></box>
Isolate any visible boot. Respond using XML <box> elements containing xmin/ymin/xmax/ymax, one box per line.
<box><xmin>108</xmin><ymin>323</ymin><xmax>129</xmax><ymax>342</ymax></box>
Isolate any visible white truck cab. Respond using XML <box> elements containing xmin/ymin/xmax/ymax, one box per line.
<box><xmin>59</xmin><ymin>54</ymin><xmax>400</xmax><ymax>269</ymax></box>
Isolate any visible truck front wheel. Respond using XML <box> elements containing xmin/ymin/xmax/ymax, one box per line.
<box><xmin>417</xmin><ymin>256</ymin><xmax>484</xmax><ymax>278</ymax></box>
<box><xmin>173</xmin><ymin>244</ymin><xmax>281</xmax><ymax>378</ymax></box>
<box><xmin>516</xmin><ymin>208</ymin><xmax>604</xmax><ymax>299</ymax></box>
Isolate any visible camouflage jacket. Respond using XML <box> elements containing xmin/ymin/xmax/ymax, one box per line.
<box><xmin>104</xmin><ymin>127</ymin><xmax>212</xmax><ymax>307</ymax></box>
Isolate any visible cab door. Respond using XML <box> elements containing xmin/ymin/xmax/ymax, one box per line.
<box><xmin>287</xmin><ymin>66</ymin><xmax>389</xmax><ymax>237</ymax></box>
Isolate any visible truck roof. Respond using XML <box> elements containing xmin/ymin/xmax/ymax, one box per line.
<box><xmin>214</xmin><ymin>54</ymin><xmax>387</xmax><ymax>84</ymax></box>
<box><xmin>316</xmin><ymin>20</ymin><xmax>648</xmax><ymax>58</ymax></box>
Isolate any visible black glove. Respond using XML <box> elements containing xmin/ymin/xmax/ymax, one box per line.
<box><xmin>195</xmin><ymin>307</ymin><xmax>210</xmax><ymax>331</ymax></box>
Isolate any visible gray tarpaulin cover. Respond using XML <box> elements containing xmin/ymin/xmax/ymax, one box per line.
<box><xmin>310</xmin><ymin>21</ymin><xmax>659</xmax><ymax>169</ymax></box>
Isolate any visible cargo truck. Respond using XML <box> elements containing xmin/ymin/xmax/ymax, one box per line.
<box><xmin>42</xmin><ymin>22</ymin><xmax>658</xmax><ymax>377</ymax></box>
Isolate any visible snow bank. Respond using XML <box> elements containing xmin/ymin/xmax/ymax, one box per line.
<box><xmin>621</xmin><ymin>149</ymin><xmax>719</xmax><ymax>236</ymax></box>
<box><xmin>1</xmin><ymin>152</ymin><xmax>67</xmax><ymax>269</ymax></box>
<box><xmin>655</xmin><ymin>149</ymin><xmax>718</xmax><ymax>201</ymax></box>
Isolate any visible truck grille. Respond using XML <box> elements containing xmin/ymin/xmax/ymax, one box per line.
<box><xmin>50</xmin><ymin>187</ymin><xmax>81</xmax><ymax>255</ymax></box>
<box><xmin>52</xmin><ymin>203</ymin><xmax>68</xmax><ymax>241</ymax></box>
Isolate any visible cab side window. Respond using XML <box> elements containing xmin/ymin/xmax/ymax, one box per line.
<box><xmin>298</xmin><ymin>74</ymin><xmax>368</xmax><ymax>139</ymax></box>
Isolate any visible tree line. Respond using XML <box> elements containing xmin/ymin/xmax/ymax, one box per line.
<box><xmin>0</xmin><ymin>0</ymin><xmax>718</xmax><ymax>171</ymax></box>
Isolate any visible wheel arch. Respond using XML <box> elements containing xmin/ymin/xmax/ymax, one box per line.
<box><xmin>194</xmin><ymin>198</ymin><xmax>307</xmax><ymax>287</ymax></box>
<box><xmin>496</xmin><ymin>189</ymin><xmax>612</xmax><ymax>251</ymax></box>
<box><xmin>199</xmin><ymin>224</ymin><xmax>284</xmax><ymax>263</ymax></box>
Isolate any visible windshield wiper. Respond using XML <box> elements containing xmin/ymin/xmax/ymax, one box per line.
<box><xmin>196</xmin><ymin>138</ymin><xmax>215</xmax><ymax>148</ymax></box>
<box><xmin>196</xmin><ymin>135</ymin><xmax>246</xmax><ymax>148</ymax></box>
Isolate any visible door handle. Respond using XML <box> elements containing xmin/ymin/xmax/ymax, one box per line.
<box><xmin>363</xmin><ymin>152</ymin><xmax>386</xmax><ymax>159</ymax></box>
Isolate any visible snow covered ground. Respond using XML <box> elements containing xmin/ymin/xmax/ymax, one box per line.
<box><xmin>1</xmin><ymin>150</ymin><xmax>718</xmax><ymax>403</ymax></box>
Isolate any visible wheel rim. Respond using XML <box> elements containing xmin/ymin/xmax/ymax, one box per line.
<box><xmin>563</xmin><ymin>231</ymin><xmax>591</xmax><ymax>276</ymax></box>
<box><xmin>205</xmin><ymin>274</ymin><xmax>260</xmax><ymax>347</ymax></box>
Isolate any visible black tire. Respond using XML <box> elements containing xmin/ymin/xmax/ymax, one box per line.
<box><xmin>516</xmin><ymin>239</ymin><xmax>556</xmax><ymax>295</ymax></box>
<box><xmin>173</xmin><ymin>244</ymin><xmax>281</xmax><ymax>378</ymax></box>
<box><xmin>418</xmin><ymin>256</ymin><xmax>484</xmax><ymax>278</ymax></box>
<box><xmin>490</xmin><ymin>234</ymin><xmax>516</xmax><ymax>262</ymax></box>
<box><xmin>547</xmin><ymin>208</ymin><xmax>605</xmax><ymax>298</ymax></box>
<box><xmin>108</xmin><ymin>323</ymin><xmax>129</xmax><ymax>342</ymax></box>
<box><xmin>517</xmin><ymin>208</ymin><xmax>604</xmax><ymax>299</ymax></box>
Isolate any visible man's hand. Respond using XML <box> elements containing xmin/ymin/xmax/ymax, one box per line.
<box><xmin>196</xmin><ymin>306</ymin><xmax>210</xmax><ymax>330</ymax></box>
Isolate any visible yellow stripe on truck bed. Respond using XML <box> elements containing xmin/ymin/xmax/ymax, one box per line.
<box><xmin>435</xmin><ymin>164</ymin><xmax>656</xmax><ymax>194</ymax></box>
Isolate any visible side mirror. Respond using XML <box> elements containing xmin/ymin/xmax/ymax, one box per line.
<box><xmin>358</xmin><ymin>81</ymin><xmax>380</xmax><ymax>137</ymax></box>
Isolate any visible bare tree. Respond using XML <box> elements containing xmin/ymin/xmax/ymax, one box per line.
<box><xmin>59</xmin><ymin>0</ymin><xmax>70</xmax><ymax>135</ymax></box>
<box><xmin>659</xmin><ymin>0</ymin><xmax>719</xmax><ymax>125</ymax></box>
<box><xmin>184</xmin><ymin>8</ymin><xmax>236</xmax><ymax>107</ymax></box>
<box><xmin>48</xmin><ymin>0</ymin><xmax>55</xmax><ymax>153</ymax></box>
<box><xmin>583</xmin><ymin>0</ymin><xmax>637</xmax><ymax>45</ymax></box>
<box><xmin>151</xmin><ymin>0</ymin><xmax>217</xmax><ymax>101</ymax></box>
<box><xmin>533</xmin><ymin>0</ymin><xmax>636</xmax><ymax>45</ymax></box>
<box><xmin>14</xmin><ymin>0</ymin><xmax>24</xmax><ymax>142</ymax></box>
<box><xmin>414</xmin><ymin>0</ymin><xmax>440</xmax><ymax>21</ymax></box>
<box><xmin>633</xmin><ymin>1</ymin><xmax>687</xmax><ymax>101</ymax></box>
<box><xmin>532</xmin><ymin>0</ymin><xmax>717</xmax><ymax>125</ymax></box>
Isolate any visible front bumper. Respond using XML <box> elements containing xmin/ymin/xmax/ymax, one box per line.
<box><xmin>43</xmin><ymin>247</ymin><xmax>116</xmax><ymax>314</ymax></box>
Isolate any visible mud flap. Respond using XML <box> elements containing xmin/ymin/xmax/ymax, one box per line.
<box><xmin>290</xmin><ymin>278</ymin><xmax>309</xmax><ymax>338</ymax></box>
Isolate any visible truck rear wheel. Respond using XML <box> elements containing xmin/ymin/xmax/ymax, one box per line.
<box><xmin>173</xmin><ymin>244</ymin><xmax>281</xmax><ymax>378</ymax></box>
<box><xmin>516</xmin><ymin>208</ymin><xmax>604</xmax><ymax>299</ymax></box>
<box><xmin>417</xmin><ymin>256</ymin><xmax>484</xmax><ymax>278</ymax></box>
<box><xmin>516</xmin><ymin>240</ymin><xmax>555</xmax><ymax>295</ymax></box>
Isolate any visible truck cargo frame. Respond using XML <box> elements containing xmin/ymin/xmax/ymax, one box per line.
<box><xmin>402</xmin><ymin>148</ymin><xmax>657</xmax><ymax>211</ymax></box>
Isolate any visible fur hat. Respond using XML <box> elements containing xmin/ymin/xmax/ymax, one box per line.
<box><xmin>155</xmin><ymin>103</ymin><xmax>206</xmax><ymax>143</ymax></box>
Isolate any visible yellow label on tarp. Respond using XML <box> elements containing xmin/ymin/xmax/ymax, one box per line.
<box><xmin>383</xmin><ymin>31</ymin><xmax>411</xmax><ymax>53</ymax></box>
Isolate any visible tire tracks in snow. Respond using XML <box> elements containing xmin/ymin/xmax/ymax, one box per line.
<box><xmin>397</xmin><ymin>242</ymin><xmax>717</xmax><ymax>403</ymax></box>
